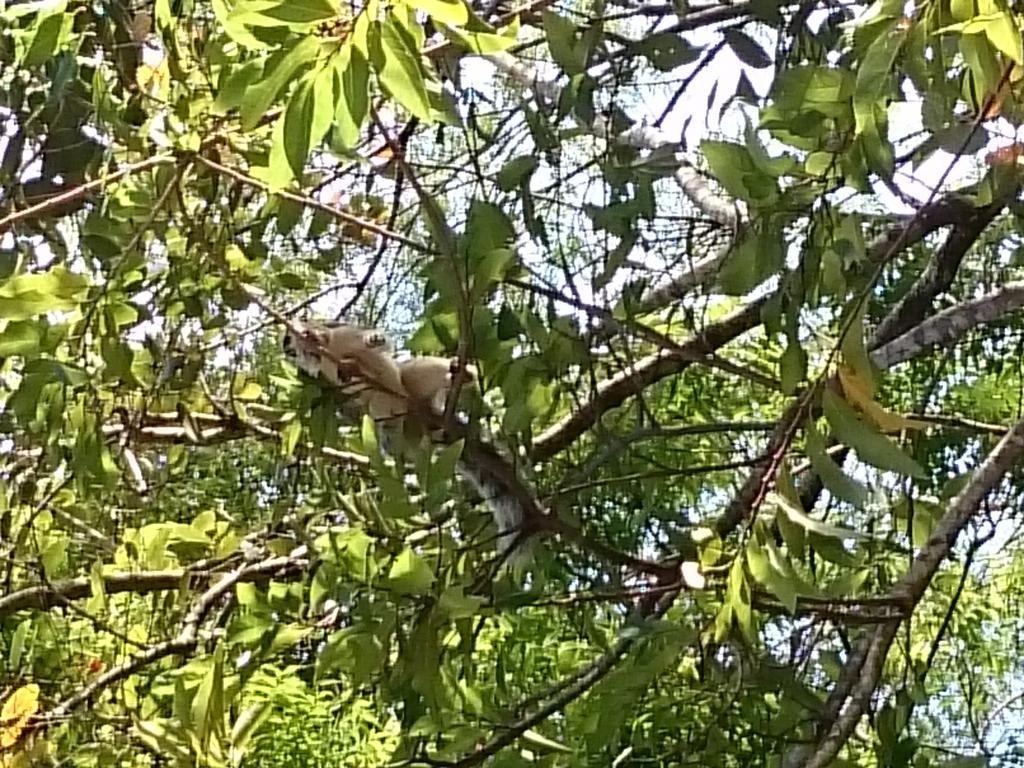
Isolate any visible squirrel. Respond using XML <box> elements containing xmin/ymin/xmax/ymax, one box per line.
<box><xmin>282</xmin><ymin>319</ymin><xmax>538</xmax><ymax>566</ymax></box>
<box><xmin>281</xmin><ymin>320</ymin><xmax>688</xmax><ymax>585</ymax></box>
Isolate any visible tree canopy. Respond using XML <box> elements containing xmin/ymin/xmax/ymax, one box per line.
<box><xmin>4</xmin><ymin>0</ymin><xmax>1024</xmax><ymax>765</ymax></box>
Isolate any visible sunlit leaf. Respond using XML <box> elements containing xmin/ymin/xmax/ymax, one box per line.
<box><xmin>373</xmin><ymin>16</ymin><xmax>432</xmax><ymax>121</ymax></box>
<box><xmin>1</xmin><ymin>684</ymin><xmax>40</xmax><ymax>749</ymax></box>
<box><xmin>387</xmin><ymin>549</ymin><xmax>435</xmax><ymax>595</ymax></box>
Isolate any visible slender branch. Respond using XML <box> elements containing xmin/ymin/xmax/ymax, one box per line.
<box><xmin>93</xmin><ymin>409</ymin><xmax>370</xmax><ymax>470</ymax></box>
<box><xmin>507</xmin><ymin>277</ymin><xmax>779</xmax><ymax>388</ymax></box>
<box><xmin>484</xmin><ymin>46</ymin><xmax>742</xmax><ymax>310</ymax></box>
<box><xmin>39</xmin><ymin>550</ymin><xmax>308</xmax><ymax>724</ymax></box>
<box><xmin>194</xmin><ymin>155</ymin><xmax>430</xmax><ymax>252</ymax></box>
<box><xmin>426</xmin><ymin>590</ymin><xmax>678</xmax><ymax>767</ymax></box>
<box><xmin>0</xmin><ymin>154</ymin><xmax>176</xmax><ymax>234</ymax></box>
<box><xmin>0</xmin><ymin>555</ymin><xmax>309</xmax><ymax>620</ymax></box>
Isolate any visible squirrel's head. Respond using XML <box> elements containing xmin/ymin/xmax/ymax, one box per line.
<box><xmin>282</xmin><ymin>322</ymin><xmax>329</xmax><ymax>380</ymax></box>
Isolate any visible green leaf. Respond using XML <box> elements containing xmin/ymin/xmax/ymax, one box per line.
<box><xmin>40</xmin><ymin>535</ymin><xmax>68</xmax><ymax>578</ymax></box>
<box><xmin>332</xmin><ymin>43</ymin><xmax>370</xmax><ymax>149</ymax></box>
<box><xmin>807</xmin><ymin>532</ymin><xmax>860</xmax><ymax>567</ymax></box>
<box><xmin>805</xmin><ymin>422</ymin><xmax>869</xmax><ymax>508</ymax></box>
<box><xmin>229</xmin><ymin>0</ymin><xmax>339</xmax><ymax>28</ymax></box>
<box><xmin>269</xmin><ymin>623</ymin><xmax>312</xmax><ymax>654</ymax></box>
<box><xmin>388</xmin><ymin>549</ymin><xmax>436</xmax><ymax>595</ymax></box>
<box><xmin>213</xmin><ymin>59</ymin><xmax>265</xmax><ymax>114</ymax></box>
<box><xmin>279</xmin><ymin>418</ymin><xmax>302</xmax><ymax>456</ymax></box>
<box><xmin>406</xmin><ymin>0</ymin><xmax>468</xmax><ymax>25</ymax></box>
<box><xmin>441</xmin><ymin>18</ymin><xmax>520</xmax><ymax>53</ymax></box>
<box><xmin>770</xmin><ymin>492</ymin><xmax>869</xmax><ymax>541</ymax></box>
<box><xmin>229</xmin><ymin>702</ymin><xmax>271</xmax><ymax>753</ymax></box>
<box><xmin>374</xmin><ymin>16</ymin><xmax>433</xmax><ymax>121</ymax></box>
<box><xmin>629</xmin><ymin>31</ymin><xmax>700</xmax><ymax>71</ymax></box>
<box><xmin>723</xmin><ymin>28</ymin><xmax>770</xmax><ymax>68</ymax></box>
<box><xmin>466</xmin><ymin>199</ymin><xmax>515</xmax><ymax>254</ymax></box>
<box><xmin>470</xmin><ymin>249</ymin><xmax>515</xmax><ymax>302</ymax></box>
<box><xmin>726</xmin><ymin>556</ymin><xmax>753</xmax><ymax>642</ymax></box>
<box><xmin>495</xmin><ymin>155</ymin><xmax>538</xmax><ymax>191</ymax></box>
<box><xmin>497</xmin><ymin>303</ymin><xmax>525</xmax><ymax>340</ymax></box>
<box><xmin>239</xmin><ymin>35</ymin><xmax>321</xmax><ymax>131</ymax></box>
<box><xmin>822</xmin><ymin>390</ymin><xmax>926</xmax><ymax>478</ymax></box>
<box><xmin>760</xmin><ymin>65</ymin><xmax>853</xmax><ymax>149</ymax></box>
<box><xmin>779</xmin><ymin>340</ymin><xmax>806</xmax><ymax>395</ymax></box>
<box><xmin>983</xmin><ymin>10</ymin><xmax>1023</xmax><ymax>64</ymax></box>
<box><xmin>746</xmin><ymin>536</ymin><xmax>798</xmax><ymax>613</ymax></box>
<box><xmin>717</xmin><ymin>225</ymin><xmax>784</xmax><ymax>295</ymax></box>
<box><xmin>0</xmin><ymin>267</ymin><xmax>91</xmax><ymax>320</ymax></box>
<box><xmin>212</xmin><ymin>0</ymin><xmax>269</xmax><ymax>48</ymax></box>
<box><xmin>9</xmin><ymin>619</ymin><xmax>30</xmax><ymax>668</ymax></box>
<box><xmin>191</xmin><ymin>648</ymin><xmax>226</xmax><ymax>745</ymax></box>
<box><xmin>542</xmin><ymin>10</ymin><xmax>587</xmax><ymax>75</ymax></box>
<box><xmin>21</xmin><ymin>2</ymin><xmax>70</xmax><ymax>68</ymax></box>
<box><xmin>0</xmin><ymin>321</ymin><xmax>42</xmax><ymax>356</ymax></box>
<box><xmin>266</xmin><ymin>110</ymin><xmax>297</xmax><ymax>190</ymax></box>
<box><xmin>438</xmin><ymin>585</ymin><xmax>485</xmax><ymax>619</ymax></box>
<box><xmin>852</xmin><ymin>22</ymin><xmax>903</xmax><ymax>178</ymax></box>
<box><xmin>702</xmin><ymin>140</ymin><xmax>779</xmax><ymax>205</ymax></box>
<box><xmin>425</xmin><ymin>439</ymin><xmax>463</xmax><ymax>513</ymax></box>
<box><xmin>281</xmin><ymin>71</ymin><xmax>331</xmax><ymax>178</ymax></box>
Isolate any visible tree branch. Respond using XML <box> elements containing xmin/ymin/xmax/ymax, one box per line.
<box><xmin>35</xmin><ymin>550</ymin><xmax>309</xmax><ymax>727</ymax></box>
<box><xmin>793</xmin><ymin>412</ymin><xmax>1024</xmax><ymax>767</ymax></box>
<box><xmin>0</xmin><ymin>154</ymin><xmax>176</xmax><ymax>234</ymax></box>
<box><xmin>0</xmin><ymin>554</ymin><xmax>309</xmax><ymax>621</ymax></box>
<box><xmin>872</xmin><ymin>282</ymin><xmax>1024</xmax><ymax>369</ymax></box>
<box><xmin>871</xmin><ymin>196</ymin><xmax>1008</xmax><ymax>346</ymax></box>
<box><xmin>530</xmin><ymin>299</ymin><xmax>767</xmax><ymax>461</ymax></box>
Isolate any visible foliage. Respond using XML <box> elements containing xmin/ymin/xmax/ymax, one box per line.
<box><xmin>4</xmin><ymin>0</ymin><xmax>1024</xmax><ymax>766</ymax></box>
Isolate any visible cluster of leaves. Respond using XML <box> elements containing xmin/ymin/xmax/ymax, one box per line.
<box><xmin>6</xmin><ymin>0</ymin><xmax>1024</xmax><ymax>765</ymax></box>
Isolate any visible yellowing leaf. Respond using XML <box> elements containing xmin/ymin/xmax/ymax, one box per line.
<box><xmin>234</xmin><ymin>381</ymin><xmax>263</xmax><ymax>400</ymax></box>
<box><xmin>406</xmin><ymin>0</ymin><xmax>468</xmax><ymax>26</ymax></box>
<box><xmin>838</xmin><ymin>366</ymin><xmax>929</xmax><ymax>432</ymax></box>
<box><xmin>136</xmin><ymin>58</ymin><xmax>170</xmax><ymax>98</ymax></box>
<box><xmin>1</xmin><ymin>684</ymin><xmax>40</xmax><ymax>749</ymax></box>
<box><xmin>822</xmin><ymin>389</ymin><xmax>926</xmax><ymax>478</ymax></box>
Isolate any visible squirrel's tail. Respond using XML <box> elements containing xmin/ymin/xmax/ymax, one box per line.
<box><xmin>456</xmin><ymin>438</ymin><xmax>539</xmax><ymax>569</ymax></box>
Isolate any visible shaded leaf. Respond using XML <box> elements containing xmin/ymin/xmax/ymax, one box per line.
<box><xmin>823</xmin><ymin>389</ymin><xmax>926</xmax><ymax>478</ymax></box>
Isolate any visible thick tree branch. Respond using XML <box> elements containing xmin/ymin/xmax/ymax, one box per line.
<box><xmin>793</xmin><ymin>413</ymin><xmax>1024</xmax><ymax>768</ymax></box>
<box><xmin>872</xmin><ymin>196</ymin><xmax>1007</xmax><ymax>346</ymax></box>
<box><xmin>712</xmin><ymin>188</ymin><xmax>1006</xmax><ymax>541</ymax></box>
<box><xmin>872</xmin><ymin>282</ymin><xmax>1024</xmax><ymax>369</ymax></box>
<box><xmin>531</xmin><ymin>299</ymin><xmax>767</xmax><ymax>461</ymax></box>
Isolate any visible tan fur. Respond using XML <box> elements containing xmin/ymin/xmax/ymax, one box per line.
<box><xmin>285</xmin><ymin>321</ymin><xmax>531</xmax><ymax>568</ymax></box>
<box><xmin>398</xmin><ymin>356</ymin><xmax>476</xmax><ymax>414</ymax></box>
<box><xmin>285</xmin><ymin>322</ymin><xmax>408</xmax><ymax>420</ymax></box>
